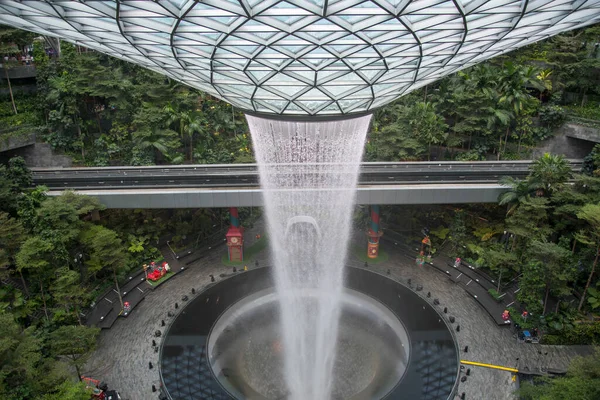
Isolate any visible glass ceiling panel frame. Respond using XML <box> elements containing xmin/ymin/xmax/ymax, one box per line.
<box><xmin>0</xmin><ymin>0</ymin><xmax>599</xmax><ymax>116</ymax></box>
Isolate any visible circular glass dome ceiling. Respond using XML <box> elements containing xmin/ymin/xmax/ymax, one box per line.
<box><xmin>1</xmin><ymin>0</ymin><xmax>599</xmax><ymax>116</ymax></box>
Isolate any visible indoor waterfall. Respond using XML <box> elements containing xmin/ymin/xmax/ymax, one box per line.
<box><xmin>247</xmin><ymin>114</ymin><xmax>371</xmax><ymax>400</ymax></box>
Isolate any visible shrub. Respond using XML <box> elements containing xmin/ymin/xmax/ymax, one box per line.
<box><xmin>455</xmin><ymin>150</ymin><xmax>482</xmax><ymax>161</ymax></box>
<box><xmin>539</xmin><ymin>104</ymin><xmax>567</xmax><ymax>128</ymax></box>
<box><xmin>540</xmin><ymin>322</ymin><xmax>600</xmax><ymax>345</ymax></box>
<box><xmin>488</xmin><ymin>288</ymin><xmax>502</xmax><ymax>302</ymax></box>
<box><xmin>564</xmin><ymin>102</ymin><xmax>600</xmax><ymax>121</ymax></box>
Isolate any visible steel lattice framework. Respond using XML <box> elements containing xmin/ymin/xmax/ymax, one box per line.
<box><xmin>1</xmin><ymin>1</ymin><xmax>600</xmax><ymax>116</ymax></box>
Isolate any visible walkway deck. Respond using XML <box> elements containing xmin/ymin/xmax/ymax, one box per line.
<box><xmin>84</xmin><ymin>227</ymin><xmax>593</xmax><ymax>400</ymax></box>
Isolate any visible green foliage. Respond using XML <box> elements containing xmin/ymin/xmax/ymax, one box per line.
<box><xmin>583</xmin><ymin>144</ymin><xmax>600</xmax><ymax>175</ymax></box>
<box><xmin>50</xmin><ymin>268</ymin><xmax>89</xmax><ymax>325</ymax></box>
<box><xmin>27</xmin><ymin>45</ymin><xmax>251</xmax><ymax>166</ymax></box>
<box><xmin>529</xmin><ymin>153</ymin><xmax>572</xmax><ymax>195</ymax></box>
<box><xmin>0</xmin><ymin>26</ymin><xmax>36</xmax><ymax>54</ymax></box>
<box><xmin>81</xmin><ymin>224</ymin><xmax>129</xmax><ymax>308</ymax></box>
<box><xmin>484</xmin><ymin>245</ymin><xmax>518</xmax><ymax>289</ymax></box>
<box><xmin>539</xmin><ymin>104</ymin><xmax>567</xmax><ymax>128</ymax></box>
<box><xmin>3</xmin><ymin>24</ymin><xmax>600</xmax><ymax>164</ymax></box>
<box><xmin>368</xmin><ymin>97</ymin><xmax>430</xmax><ymax>161</ymax></box>
<box><xmin>488</xmin><ymin>288</ymin><xmax>502</xmax><ymax>302</ymax></box>
<box><xmin>429</xmin><ymin>226</ymin><xmax>450</xmax><ymax>240</ymax></box>
<box><xmin>518</xmin><ymin>349</ymin><xmax>600</xmax><ymax>400</ymax></box>
<box><xmin>6</xmin><ymin>157</ymin><xmax>31</xmax><ymax>189</ymax></box>
<box><xmin>541</xmin><ymin>323</ymin><xmax>600</xmax><ymax>345</ymax></box>
<box><xmin>454</xmin><ymin>150</ymin><xmax>483</xmax><ymax>161</ymax></box>
<box><xmin>0</xmin><ymin>311</ymin><xmax>74</xmax><ymax>400</ymax></box>
<box><xmin>48</xmin><ymin>325</ymin><xmax>99</xmax><ymax>379</ymax></box>
<box><xmin>565</xmin><ymin>102</ymin><xmax>600</xmax><ymax>121</ymax></box>
<box><xmin>35</xmin><ymin>381</ymin><xmax>90</xmax><ymax>400</ymax></box>
<box><xmin>492</xmin><ymin>150</ymin><xmax>600</xmax><ymax>326</ymax></box>
<box><xmin>449</xmin><ymin>210</ymin><xmax>468</xmax><ymax>256</ymax></box>
<box><xmin>518</xmin><ymin>262</ymin><xmax>546</xmax><ymax>315</ymax></box>
<box><xmin>588</xmin><ymin>287</ymin><xmax>600</xmax><ymax>310</ymax></box>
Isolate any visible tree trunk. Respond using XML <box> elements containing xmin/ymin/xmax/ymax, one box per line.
<box><xmin>232</xmin><ymin>106</ymin><xmax>236</xmax><ymax>135</ymax></box>
<box><xmin>75</xmin><ymin>306</ymin><xmax>82</xmax><ymax>326</ymax></box>
<box><xmin>517</xmin><ymin>133</ymin><xmax>523</xmax><ymax>156</ymax></box>
<box><xmin>503</xmin><ymin>126</ymin><xmax>510</xmax><ymax>154</ymax></box>
<box><xmin>581</xmin><ymin>87</ymin><xmax>587</xmax><ymax>108</ymax></box>
<box><xmin>113</xmin><ymin>268</ymin><xmax>124</xmax><ymax>311</ymax></box>
<box><xmin>497</xmin><ymin>134</ymin><xmax>502</xmax><ymax>160</ymax></box>
<box><xmin>423</xmin><ymin>85</ymin><xmax>428</xmax><ymax>102</ymax></box>
<box><xmin>40</xmin><ymin>281</ymin><xmax>49</xmax><ymax>322</ymax></box>
<box><xmin>180</xmin><ymin>127</ymin><xmax>187</xmax><ymax>162</ymax></box>
<box><xmin>543</xmin><ymin>283</ymin><xmax>550</xmax><ymax>315</ymax></box>
<box><xmin>189</xmin><ymin>133</ymin><xmax>193</xmax><ymax>163</ymax></box>
<box><xmin>578</xmin><ymin>243</ymin><xmax>599</xmax><ymax>311</ymax></box>
<box><xmin>4</xmin><ymin>67</ymin><xmax>17</xmax><ymax>115</ymax></box>
<box><xmin>74</xmin><ymin>359</ymin><xmax>82</xmax><ymax>381</ymax></box>
<box><xmin>19</xmin><ymin>269</ymin><xmax>29</xmax><ymax>297</ymax></box>
<box><xmin>497</xmin><ymin>268</ymin><xmax>502</xmax><ymax>292</ymax></box>
<box><xmin>76</xmin><ymin>123</ymin><xmax>85</xmax><ymax>162</ymax></box>
<box><xmin>94</xmin><ymin>110</ymin><xmax>103</xmax><ymax>133</ymax></box>
<box><xmin>428</xmin><ymin>142</ymin><xmax>431</xmax><ymax>161</ymax></box>
<box><xmin>572</xmin><ymin>238</ymin><xmax>577</xmax><ymax>255</ymax></box>
<box><xmin>468</xmin><ymin>132</ymin><xmax>472</xmax><ymax>150</ymax></box>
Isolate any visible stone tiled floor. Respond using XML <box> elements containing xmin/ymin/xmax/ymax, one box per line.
<box><xmin>84</xmin><ymin>232</ymin><xmax>589</xmax><ymax>400</ymax></box>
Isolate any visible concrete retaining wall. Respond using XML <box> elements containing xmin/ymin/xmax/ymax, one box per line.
<box><xmin>533</xmin><ymin>123</ymin><xmax>598</xmax><ymax>159</ymax></box>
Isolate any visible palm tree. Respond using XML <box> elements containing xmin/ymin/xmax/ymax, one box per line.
<box><xmin>536</xmin><ymin>69</ymin><xmax>553</xmax><ymax>100</ymax></box>
<box><xmin>497</xmin><ymin>63</ymin><xmax>544</xmax><ymax>154</ymax></box>
<box><xmin>484</xmin><ymin>105</ymin><xmax>512</xmax><ymax>160</ymax></box>
<box><xmin>498</xmin><ymin>176</ymin><xmax>534</xmax><ymax>216</ymax></box>
<box><xmin>163</xmin><ymin>104</ymin><xmax>212</xmax><ymax>163</ymax></box>
<box><xmin>464</xmin><ymin>64</ymin><xmax>515</xmax><ymax>159</ymax></box>
<box><xmin>182</xmin><ymin>112</ymin><xmax>210</xmax><ymax>163</ymax></box>
<box><xmin>576</xmin><ymin>204</ymin><xmax>600</xmax><ymax>311</ymax></box>
<box><xmin>2</xmin><ymin>59</ymin><xmax>18</xmax><ymax>114</ymax></box>
<box><xmin>406</xmin><ymin>102</ymin><xmax>447</xmax><ymax>160</ymax></box>
<box><xmin>163</xmin><ymin>103</ymin><xmax>191</xmax><ymax>160</ymax></box>
<box><xmin>529</xmin><ymin>153</ymin><xmax>572</xmax><ymax>196</ymax></box>
<box><xmin>132</xmin><ymin>127</ymin><xmax>180</xmax><ymax>163</ymax></box>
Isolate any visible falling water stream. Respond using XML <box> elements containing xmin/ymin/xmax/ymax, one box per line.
<box><xmin>247</xmin><ymin>114</ymin><xmax>372</xmax><ymax>400</ymax></box>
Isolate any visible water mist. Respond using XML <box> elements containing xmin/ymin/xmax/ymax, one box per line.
<box><xmin>247</xmin><ymin>114</ymin><xmax>371</xmax><ymax>400</ymax></box>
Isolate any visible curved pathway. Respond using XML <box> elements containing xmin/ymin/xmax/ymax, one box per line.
<box><xmin>84</xmin><ymin>234</ymin><xmax>589</xmax><ymax>400</ymax></box>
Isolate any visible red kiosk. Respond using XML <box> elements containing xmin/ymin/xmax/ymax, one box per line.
<box><xmin>367</xmin><ymin>205</ymin><xmax>383</xmax><ymax>259</ymax></box>
<box><xmin>226</xmin><ymin>207</ymin><xmax>244</xmax><ymax>262</ymax></box>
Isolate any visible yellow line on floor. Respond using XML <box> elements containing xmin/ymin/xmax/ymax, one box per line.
<box><xmin>461</xmin><ymin>360</ymin><xmax>518</xmax><ymax>373</ymax></box>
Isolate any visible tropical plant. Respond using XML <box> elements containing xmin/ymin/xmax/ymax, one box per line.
<box><xmin>575</xmin><ymin>203</ymin><xmax>600</xmax><ymax>311</ymax></box>
<box><xmin>529</xmin><ymin>240</ymin><xmax>573</xmax><ymax>314</ymax></box>
<box><xmin>529</xmin><ymin>153</ymin><xmax>572</xmax><ymax>196</ymax></box>
<box><xmin>132</xmin><ymin>126</ymin><xmax>182</xmax><ymax>164</ymax></box>
<box><xmin>498</xmin><ymin>176</ymin><xmax>534</xmax><ymax>216</ymax></box>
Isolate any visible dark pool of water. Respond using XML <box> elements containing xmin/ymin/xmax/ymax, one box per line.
<box><xmin>160</xmin><ymin>267</ymin><xmax>459</xmax><ymax>400</ymax></box>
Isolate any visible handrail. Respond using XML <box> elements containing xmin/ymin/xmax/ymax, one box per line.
<box><xmin>30</xmin><ymin>159</ymin><xmax>584</xmax><ymax>173</ymax></box>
